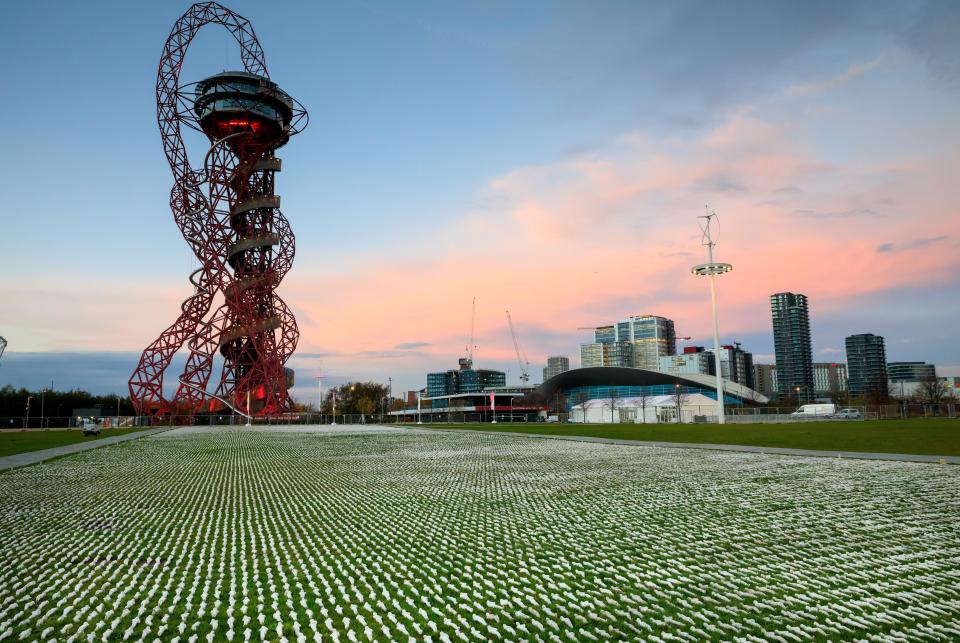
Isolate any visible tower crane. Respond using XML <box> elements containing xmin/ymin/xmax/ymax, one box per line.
<box><xmin>461</xmin><ymin>297</ymin><xmax>476</xmax><ymax>369</ymax></box>
<box><xmin>505</xmin><ymin>310</ymin><xmax>530</xmax><ymax>383</ymax></box>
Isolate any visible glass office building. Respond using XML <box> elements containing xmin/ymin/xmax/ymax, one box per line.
<box><xmin>426</xmin><ymin>366</ymin><xmax>506</xmax><ymax>397</ymax></box>
<box><xmin>617</xmin><ymin>315</ymin><xmax>676</xmax><ymax>370</ymax></box>
<box><xmin>581</xmin><ymin>315</ymin><xmax>676</xmax><ymax>369</ymax></box>
<box><xmin>887</xmin><ymin>362</ymin><xmax>935</xmax><ymax>382</ymax></box>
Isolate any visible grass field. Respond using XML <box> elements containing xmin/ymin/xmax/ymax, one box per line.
<box><xmin>0</xmin><ymin>425</ymin><xmax>958</xmax><ymax>641</ymax></box>
<box><xmin>422</xmin><ymin>418</ymin><xmax>960</xmax><ymax>456</ymax></box>
<box><xmin>0</xmin><ymin>428</ymin><xmax>144</xmax><ymax>457</ymax></box>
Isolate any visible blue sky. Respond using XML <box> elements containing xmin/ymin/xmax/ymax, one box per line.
<box><xmin>1</xmin><ymin>0</ymin><xmax>959</xmax><ymax>399</ymax></box>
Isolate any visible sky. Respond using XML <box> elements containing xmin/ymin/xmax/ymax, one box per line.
<box><xmin>1</xmin><ymin>0</ymin><xmax>959</xmax><ymax>402</ymax></box>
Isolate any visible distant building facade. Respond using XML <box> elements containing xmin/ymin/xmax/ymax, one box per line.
<box><xmin>887</xmin><ymin>362</ymin><xmax>936</xmax><ymax>382</ymax></box>
<box><xmin>771</xmin><ymin>292</ymin><xmax>814</xmax><ymax>399</ymax></box>
<box><xmin>660</xmin><ymin>345</ymin><xmax>755</xmax><ymax>390</ymax></box>
<box><xmin>813</xmin><ymin>362</ymin><xmax>848</xmax><ymax>398</ymax></box>
<box><xmin>752</xmin><ymin>364</ymin><xmax>777</xmax><ymax>397</ymax></box>
<box><xmin>659</xmin><ymin>348</ymin><xmax>713</xmax><ymax>376</ymax></box>
<box><xmin>845</xmin><ymin>334</ymin><xmax>888</xmax><ymax>398</ymax></box>
<box><xmin>427</xmin><ymin>360</ymin><xmax>506</xmax><ymax>398</ymax></box>
<box><xmin>714</xmin><ymin>344</ymin><xmax>755</xmax><ymax>389</ymax></box>
<box><xmin>580</xmin><ymin>341</ymin><xmax>635</xmax><ymax>368</ymax></box>
<box><xmin>542</xmin><ymin>356</ymin><xmax>570</xmax><ymax>382</ymax></box>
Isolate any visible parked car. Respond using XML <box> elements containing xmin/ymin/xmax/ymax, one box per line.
<box><xmin>835</xmin><ymin>408</ymin><xmax>862</xmax><ymax>420</ymax></box>
<box><xmin>81</xmin><ymin>420</ymin><xmax>101</xmax><ymax>436</ymax></box>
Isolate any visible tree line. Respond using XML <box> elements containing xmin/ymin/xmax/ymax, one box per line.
<box><xmin>0</xmin><ymin>385</ymin><xmax>135</xmax><ymax>420</ymax></box>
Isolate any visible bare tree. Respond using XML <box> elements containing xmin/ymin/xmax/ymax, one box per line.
<box><xmin>573</xmin><ymin>390</ymin><xmax>590</xmax><ymax>423</ymax></box>
<box><xmin>609</xmin><ymin>389</ymin><xmax>620</xmax><ymax>424</ymax></box>
<box><xmin>636</xmin><ymin>391</ymin><xmax>651</xmax><ymax>424</ymax></box>
<box><xmin>914</xmin><ymin>376</ymin><xmax>955</xmax><ymax>404</ymax></box>
<box><xmin>672</xmin><ymin>384</ymin><xmax>690</xmax><ymax>423</ymax></box>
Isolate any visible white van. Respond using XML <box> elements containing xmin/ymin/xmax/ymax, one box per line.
<box><xmin>791</xmin><ymin>403</ymin><xmax>836</xmax><ymax>417</ymax></box>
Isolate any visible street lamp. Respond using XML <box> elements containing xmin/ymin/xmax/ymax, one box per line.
<box><xmin>416</xmin><ymin>390</ymin><xmax>422</xmax><ymax>424</ymax></box>
<box><xmin>40</xmin><ymin>389</ymin><xmax>47</xmax><ymax>430</ymax></box>
<box><xmin>675</xmin><ymin>383</ymin><xmax>682</xmax><ymax>423</ymax></box>
<box><xmin>314</xmin><ymin>374</ymin><xmax>325</xmax><ymax>425</ymax></box>
<box><xmin>25</xmin><ymin>396</ymin><xmax>34</xmax><ymax>429</ymax></box>
<box><xmin>331</xmin><ymin>389</ymin><xmax>337</xmax><ymax>426</ymax></box>
<box><xmin>691</xmin><ymin>210</ymin><xmax>732</xmax><ymax>425</ymax></box>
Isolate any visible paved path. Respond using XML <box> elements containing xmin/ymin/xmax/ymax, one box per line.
<box><xmin>415</xmin><ymin>427</ymin><xmax>959</xmax><ymax>464</ymax></box>
<box><xmin>0</xmin><ymin>428</ymin><xmax>174</xmax><ymax>471</ymax></box>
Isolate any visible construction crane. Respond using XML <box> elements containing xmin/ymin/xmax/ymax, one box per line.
<box><xmin>0</xmin><ymin>337</ymin><xmax>6</xmax><ymax>362</ymax></box>
<box><xmin>505</xmin><ymin>310</ymin><xmax>530</xmax><ymax>383</ymax></box>
<box><xmin>461</xmin><ymin>297</ymin><xmax>476</xmax><ymax>369</ymax></box>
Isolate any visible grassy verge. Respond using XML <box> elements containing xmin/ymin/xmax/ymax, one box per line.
<box><xmin>0</xmin><ymin>428</ymin><xmax>145</xmax><ymax>457</ymax></box>
<box><xmin>415</xmin><ymin>418</ymin><xmax>960</xmax><ymax>456</ymax></box>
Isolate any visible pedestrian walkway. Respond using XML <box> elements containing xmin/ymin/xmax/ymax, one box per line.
<box><xmin>418</xmin><ymin>427</ymin><xmax>959</xmax><ymax>464</ymax></box>
<box><xmin>0</xmin><ymin>428</ymin><xmax>174</xmax><ymax>471</ymax></box>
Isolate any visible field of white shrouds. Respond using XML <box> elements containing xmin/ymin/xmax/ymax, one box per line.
<box><xmin>1</xmin><ymin>425</ymin><xmax>959</xmax><ymax>642</ymax></box>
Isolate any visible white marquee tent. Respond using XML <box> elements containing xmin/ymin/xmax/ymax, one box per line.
<box><xmin>570</xmin><ymin>393</ymin><xmax>719</xmax><ymax>424</ymax></box>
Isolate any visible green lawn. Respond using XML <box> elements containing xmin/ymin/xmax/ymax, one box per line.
<box><xmin>1</xmin><ymin>427</ymin><xmax>958</xmax><ymax>640</ymax></box>
<box><xmin>417</xmin><ymin>418</ymin><xmax>960</xmax><ymax>456</ymax></box>
<box><xmin>0</xmin><ymin>428</ymin><xmax>145</xmax><ymax>457</ymax></box>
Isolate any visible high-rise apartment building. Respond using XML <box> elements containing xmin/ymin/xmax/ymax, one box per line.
<box><xmin>542</xmin><ymin>356</ymin><xmax>570</xmax><ymax>382</ymax></box>
<box><xmin>813</xmin><ymin>362</ymin><xmax>848</xmax><ymax>398</ymax></box>
<box><xmin>845</xmin><ymin>333</ymin><xmax>888</xmax><ymax>398</ymax></box>
<box><xmin>887</xmin><ymin>362</ymin><xmax>936</xmax><ymax>382</ymax></box>
<box><xmin>770</xmin><ymin>292</ymin><xmax>814</xmax><ymax>399</ymax></box>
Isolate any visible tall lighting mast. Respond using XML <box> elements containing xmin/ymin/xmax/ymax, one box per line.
<box><xmin>691</xmin><ymin>210</ymin><xmax>732</xmax><ymax>424</ymax></box>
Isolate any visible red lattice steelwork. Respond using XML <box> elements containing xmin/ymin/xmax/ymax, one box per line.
<box><xmin>130</xmin><ymin>2</ymin><xmax>307</xmax><ymax>419</ymax></box>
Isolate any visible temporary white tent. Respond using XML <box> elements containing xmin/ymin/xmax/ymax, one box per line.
<box><xmin>570</xmin><ymin>393</ymin><xmax>718</xmax><ymax>423</ymax></box>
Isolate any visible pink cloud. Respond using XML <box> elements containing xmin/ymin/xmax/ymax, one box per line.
<box><xmin>286</xmin><ymin>111</ymin><xmax>959</xmax><ymax>373</ymax></box>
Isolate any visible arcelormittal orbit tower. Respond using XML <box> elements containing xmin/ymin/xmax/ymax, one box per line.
<box><xmin>130</xmin><ymin>2</ymin><xmax>308</xmax><ymax>419</ymax></box>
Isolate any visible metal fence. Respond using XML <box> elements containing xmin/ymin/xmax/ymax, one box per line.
<box><xmin>1</xmin><ymin>403</ymin><xmax>956</xmax><ymax>430</ymax></box>
<box><xmin>0</xmin><ymin>413</ymin><xmax>403</xmax><ymax>430</ymax></box>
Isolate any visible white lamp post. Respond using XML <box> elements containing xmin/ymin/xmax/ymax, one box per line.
<box><xmin>417</xmin><ymin>390</ymin><xmax>422</xmax><ymax>424</ymax></box>
<box><xmin>314</xmin><ymin>374</ymin><xmax>324</xmax><ymax>425</ymax></box>
<box><xmin>691</xmin><ymin>210</ymin><xmax>732</xmax><ymax>425</ymax></box>
<box><xmin>331</xmin><ymin>389</ymin><xmax>337</xmax><ymax>426</ymax></box>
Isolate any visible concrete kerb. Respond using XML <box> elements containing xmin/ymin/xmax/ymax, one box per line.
<box><xmin>400</xmin><ymin>425</ymin><xmax>960</xmax><ymax>465</ymax></box>
<box><xmin>0</xmin><ymin>427</ymin><xmax>178</xmax><ymax>472</ymax></box>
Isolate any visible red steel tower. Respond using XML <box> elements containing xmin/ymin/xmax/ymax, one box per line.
<box><xmin>130</xmin><ymin>3</ymin><xmax>307</xmax><ymax>419</ymax></box>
